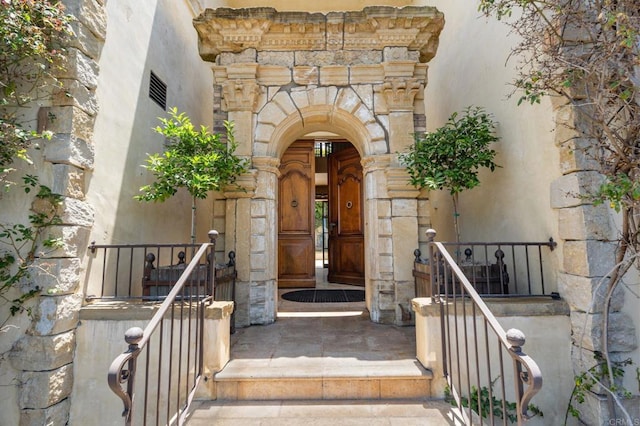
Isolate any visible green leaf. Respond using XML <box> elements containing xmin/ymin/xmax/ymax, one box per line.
<box><xmin>400</xmin><ymin>106</ymin><xmax>500</xmax><ymax>196</ymax></box>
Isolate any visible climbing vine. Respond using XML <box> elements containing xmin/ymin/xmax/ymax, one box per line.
<box><xmin>0</xmin><ymin>0</ymin><xmax>74</xmax><ymax>185</ymax></box>
<box><xmin>566</xmin><ymin>352</ymin><xmax>635</xmax><ymax>423</ymax></box>
<box><xmin>0</xmin><ymin>175</ymin><xmax>63</xmax><ymax>331</ymax></box>
<box><xmin>445</xmin><ymin>379</ymin><xmax>543</xmax><ymax>423</ymax></box>
<box><xmin>0</xmin><ymin>1</ymin><xmax>72</xmax><ymax>329</ymax></box>
<box><xmin>479</xmin><ymin>0</ymin><xmax>640</xmax><ymax>423</ymax></box>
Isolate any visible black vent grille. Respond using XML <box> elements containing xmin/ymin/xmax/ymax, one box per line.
<box><xmin>149</xmin><ymin>71</ymin><xmax>167</xmax><ymax>110</ymax></box>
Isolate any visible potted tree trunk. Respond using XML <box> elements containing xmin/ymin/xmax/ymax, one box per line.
<box><xmin>399</xmin><ymin>106</ymin><xmax>500</xmax><ymax>243</ymax></box>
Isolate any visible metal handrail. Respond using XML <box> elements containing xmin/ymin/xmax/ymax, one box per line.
<box><xmin>107</xmin><ymin>230</ymin><xmax>219</xmax><ymax>426</ymax></box>
<box><xmin>427</xmin><ymin>230</ymin><xmax>543</xmax><ymax>425</ymax></box>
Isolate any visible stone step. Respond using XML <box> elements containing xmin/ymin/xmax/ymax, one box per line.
<box><xmin>214</xmin><ymin>375</ymin><xmax>433</xmax><ymax>401</ymax></box>
<box><xmin>187</xmin><ymin>399</ymin><xmax>462</xmax><ymax>425</ymax></box>
<box><xmin>212</xmin><ymin>356</ymin><xmax>433</xmax><ymax>401</ymax></box>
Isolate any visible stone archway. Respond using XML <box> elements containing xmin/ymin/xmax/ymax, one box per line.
<box><xmin>195</xmin><ymin>6</ymin><xmax>444</xmax><ymax>326</ymax></box>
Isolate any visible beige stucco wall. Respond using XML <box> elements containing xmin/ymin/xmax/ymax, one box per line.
<box><xmin>413</xmin><ymin>297</ymin><xmax>573</xmax><ymax>424</ymax></box>
<box><xmin>85</xmin><ymin>0</ymin><xmax>215</xmax><ymax>282</ymax></box>
<box><xmin>69</xmin><ymin>301</ymin><xmax>231</xmax><ymax>425</ymax></box>
<box><xmin>420</xmin><ymin>1</ymin><xmax>561</xmax><ymax>250</ymax></box>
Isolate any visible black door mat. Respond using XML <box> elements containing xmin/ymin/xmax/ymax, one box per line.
<box><xmin>281</xmin><ymin>289</ymin><xmax>365</xmax><ymax>303</ymax></box>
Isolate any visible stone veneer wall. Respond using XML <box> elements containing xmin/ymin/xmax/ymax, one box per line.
<box><xmin>551</xmin><ymin>99</ymin><xmax>639</xmax><ymax>422</ymax></box>
<box><xmin>6</xmin><ymin>1</ymin><xmax>106</xmax><ymax>424</ymax></box>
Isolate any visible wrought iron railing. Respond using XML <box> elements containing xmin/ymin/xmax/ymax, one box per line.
<box><xmin>87</xmin><ymin>241</ymin><xmax>202</xmax><ymax>299</ymax></box>
<box><xmin>106</xmin><ymin>230</ymin><xmax>228</xmax><ymax>425</ymax></box>
<box><xmin>86</xmin><ymin>239</ymin><xmax>236</xmax><ymax>302</ymax></box>
<box><xmin>425</xmin><ymin>229</ymin><xmax>544</xmax><ymax>425</ymax></box>
<box><xmin>414</xmin><ymin>235</ymin><xmax>558</xmax><ymax>298</ymax></box>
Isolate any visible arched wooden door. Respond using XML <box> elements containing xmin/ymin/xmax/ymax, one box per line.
<box><xmin>327</xmin><ymin>145</ymin><xmax>365</xmax><ymax>286</ymax></box>
<box><xmin>277</xmin><ymin>140</ymin><xmax>315</xmax><ymax>288</ymax></box>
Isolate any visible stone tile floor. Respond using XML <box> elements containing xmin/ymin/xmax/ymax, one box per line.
<box><xmin>221</xmin><ymin>309</ymin><xmax>423</xmax><ymax>379</ymax></box>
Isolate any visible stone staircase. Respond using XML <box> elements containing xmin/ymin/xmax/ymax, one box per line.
<box><xmin>186</xmin><ymin>310</ymin><xmax>461</xmax><ymax>425</ymax></box>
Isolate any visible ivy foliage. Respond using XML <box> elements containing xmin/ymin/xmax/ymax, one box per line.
<box><xmin>136</xmin><ymin>107</ymin><xmax>248</xmax><ymax>203</ymax></box>
<box><xmin>0</xmin><ymin>0</ymin><xmax>74</xmax><ymax>182</ymax></box>
<box><xmin>566</xmin><ymin>352</ymin><xmax>634</xmax><ymax>422</ymax></box>
<box><xmin>446</xmin><ymin>382</ymin><xmax>543</xmax><ymax>423</ymax></box>
<box><xmin>399</xmin><ymin>106</ymin><xmax>499</xmax><ymax>196</ymax></box>
<box><xmin>0</xmin><ymin>175</ymin><xmax>63</xmax><ymax>328</ymax></box>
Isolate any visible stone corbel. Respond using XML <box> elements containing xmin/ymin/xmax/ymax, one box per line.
<box><xmin>223</xmin><ymin>169</ymin><xmax>257</xmax><ymax>199</ymax></box>
<box><xmin>380</xmin><ymin>78</ymin><xmax>424</xmax><ymax>112</ymax></box>
<box><xmin>386</xmin><ymin>167</ymin><xmax>421</xmax><ymax>199</ymax></box>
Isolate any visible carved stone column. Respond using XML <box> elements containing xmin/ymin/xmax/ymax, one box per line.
<box><xmin>361</xmin><ymin>154</ymin><xmax>392</xmax><ymax>323</ymax></box>
<box><xmin>212</xmin><ymin>64</ymin><xmax>260</xmax><ymax>158</ymax></box>
<box><xmin>241</xmin><ymin>157</ymin><xmax>280</xmax><ymax>325</ymax></box>
<box><xmin>379</xmin><ymin>61</ymin><xmax>425</xmax><ymax>157</ymax></box>
<box><xmin>362</xmin><ymin>154</ymin><xmax>422</xmax><ymax>326</ymax></box>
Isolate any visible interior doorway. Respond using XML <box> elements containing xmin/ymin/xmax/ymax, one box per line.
<box><xmin>278</xmin><ymin>139</ymin><xmax>364</xmax><ymax>289</ymax></box>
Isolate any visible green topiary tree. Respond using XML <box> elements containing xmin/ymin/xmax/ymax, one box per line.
<box><xmin>399</xmin><ymin>106</ymin><xmax>500</xmax><ymax>242</ymax></box>
<box><xmin>136</xmin><ymin>108</ymin><xmax>248</xmax><ymax>243</ymax></box>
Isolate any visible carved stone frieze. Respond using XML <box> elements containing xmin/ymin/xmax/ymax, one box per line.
<box><xmin>194</xmin><ymin>7</ymin><xmax>444</xmax><ymax>63</ymax></box>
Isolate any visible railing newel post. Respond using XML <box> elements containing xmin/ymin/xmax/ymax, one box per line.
<box><xmin>506</xmin><ymin>328</ymin><xmax>539</xmax><ymax>425</ymax></box>
<box><xmin>107</xmin><ymin>326</ymin><xmax>144</xmax><ymax>426</ymax></box>
<box><xmin>208</xmin><ymin>230</ymin><xmax>218</xmax><ymax>298</ymax></box>
<box><xmin>426</xmin><ymin>229</ymin><xmax>437</xmax><ymax>301</ymax></box>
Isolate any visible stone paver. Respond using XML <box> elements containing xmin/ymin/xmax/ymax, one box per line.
<box><xmin>187</xmin><ymin>277</ymin><xmax>461</xmax><ymax>424</ymax></box>
<box><xmin>187</xmin><ymin>399</ymin><xmax>463</xmax><ymax>425</ymax></box>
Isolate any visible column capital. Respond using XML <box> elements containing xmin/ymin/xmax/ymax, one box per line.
<box><xmin>386</xmin><ymin>167</ymin><xmax>421</xmax><ymax>198</ymax></box>
<box><xmin>221</xmin><ymin>79</ymin><xmax>260</xmax><ymax>112</ymax></box>
<box><xmin>379</xmin><ymin>78</ymin><xmax>423</xmax><ymax>112</ymax></box>
<box><xmin>252</xmin><ymin>156</ymin><xmax>281</xmax><ymax>176</ymax></box>
<box><xmin>361</xmin><ymin>154</ymin><xmax>392</xmax><ymax>174</ymax></box>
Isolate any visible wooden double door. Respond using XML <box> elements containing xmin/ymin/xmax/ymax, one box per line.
<box><xmin>278</xmin><ymin>141</ymin><xmax>364</xmax><ymax>288</ymax></box>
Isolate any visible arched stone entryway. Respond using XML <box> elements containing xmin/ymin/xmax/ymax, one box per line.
<box><xmin>194</xmin><ymin>6</ymin><xmax>444</xmax><ymax>326</ymax></box>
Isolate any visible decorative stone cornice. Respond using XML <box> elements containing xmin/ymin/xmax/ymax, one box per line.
<box><xmin>194</xmin><ymin>6</ymin><xmax>444</xmax><ymax>63</ymax></box>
